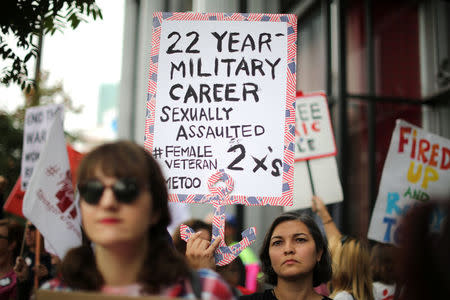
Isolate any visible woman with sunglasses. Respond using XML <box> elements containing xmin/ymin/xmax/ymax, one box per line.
<box><xmin>241</xmin><ymin>212</ymin><xmax>332</xmax><ymax>300</ymax></box>
<box><xmin>41</xmin><ymin>141</ymin><xmax>233</xmax><ymax>299</ymax></box>
<box><xmin>312</xmin><ymin>197</ymin><xmax>374</xmax><ymax>300</ymax></box>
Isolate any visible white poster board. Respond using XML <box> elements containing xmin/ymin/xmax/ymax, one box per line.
<box><xmin>294</xmin><ymin>92</ymin><xmax>336</xmax><ymax>161</ymax></box>
<box><xmin>21</xmin><ymin>104</ymin><xmax>64</xmax><ymax>190</ymax></box>
<box><xmin>145</xmin><ymin>13</ymin><xmax>297</xmax><ymax>206</ymax></box>
<box><xmin>368</xmin><ymin>119</ymin><xmax>450</xmax><ymax>244</ymax></box>
<box><xmin>285</xmin><ymin>92</ymin><xmax>342</xmax><ymax>211</ymax></box>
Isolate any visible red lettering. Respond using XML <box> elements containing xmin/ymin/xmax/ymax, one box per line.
<box><xmin>302</xmin><ymin>123</ymin><xmax>308</xmax><ymax>135</ymax></box>
<box><xmin>429</xmin><ymin>144</ymin><xmax>439</xmax><ymax>167</ymax></box>
<box><xmin>312</xmin><ymin>121</ymin><xmax>320</xmax><ymax>132</ymax></box>
<box><xmin>418</xmin><ymin>139</ymin><xmax>430</xmax><ymax>163</ymax></box>
<box><xmin>441</xmin><ymin>147</ymin><xmax>450</xmax><ymax>170</ymax></box>
<box><xmin>398</xmin><ymin>127</ymin><xmax>411</xmax><ymax>153</ymax></box>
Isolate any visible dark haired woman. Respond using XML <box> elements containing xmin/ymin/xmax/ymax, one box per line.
<box><xmin>241</xmin><ymin>212</ymin><xmax>332</xmax><ymax>300</ymax></box>
<box><xmin>41</xmin><ymin>141</ymin><xmax>233</xmax><ymax>299</ymax></box>
<box><xmin>370</xmin><ymin>243</ymin><xmax>396</xmax><ymax>300</ymax></box>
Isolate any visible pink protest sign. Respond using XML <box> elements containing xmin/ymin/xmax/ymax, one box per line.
<box><xmin>145</xmin><ymin>12</ymin><xmax>297</xmax><ymax>265</ymax></box>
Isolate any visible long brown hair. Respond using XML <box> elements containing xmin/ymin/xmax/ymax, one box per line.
<box><xmin>259</xmin><ymin>212</ymin><xmax>332</xmax><ymax>287</ymax></box>
<box><xmin>59</xmin><ymin>141</ymin><xmax>190</xmax><ymax>293</ymax></box>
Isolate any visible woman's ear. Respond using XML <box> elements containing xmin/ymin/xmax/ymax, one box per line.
<box><xmin>317</xmin><ymin>248</ymin><xmax>323</xmax><ymax>263</ymax></box>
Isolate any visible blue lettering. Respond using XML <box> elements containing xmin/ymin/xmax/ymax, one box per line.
<box><xmin>382</xmin><ymin>217</ymin><xmax>396</xmax><ymax>242</ymax></box>
<box><xmin>386</xmin><ymin>192</ymin><xmax>402</xmax><ymax>215</ymax></box>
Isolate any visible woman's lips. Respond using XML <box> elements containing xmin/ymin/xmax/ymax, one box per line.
<box><xmin>283</xmin><ymin>259</ymin><xmax>298</xmax><ymax>265</ymax></box>
<box><xmin>99</xmin><ymin>218</ymin><xmax>121</xmax><ymax>224</ymax></box>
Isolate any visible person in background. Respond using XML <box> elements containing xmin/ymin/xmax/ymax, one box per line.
<box><xmin>370</xmin><ymin>242</ymin><xmax>396</xmax><ymax>300</ymax></box>
<box><xmin>0</xmin><ymin>219</ymin><xmax>23</xmax><ymax>300</ymax></box>
<box><xmin>312</xmin><ymin>196</ymin><xmax>374</xmax><ymax>300</ymax></box>
<box><xmin>224</xmin><ymin>215</ymin><xmax>260</xmax><ymax>293</ymax></box>
<box><xmin>241</xmin><ymin>212</ymin><xmax>332</xmax><ymax>300</ymax></box>
<box><xmin>173</xmin><ymin>218</ymin><xmax>252</xmax><ymax>296</ymax></box>
<box><xmin>14</xmin><ymin>222</ymin><xmax>52</xmax><ymax>300</ymax></box>
<box><xmin>328</xmin><ymin>236</ymin><xmax>374</xmax><ymax>300</ymax></box>
<box><xmin>172</xmin><ymin>218</ymin><xmax>213</xmax><ymax>257</ymax></box>
<box><xmin>40</xmin><ymin>141</ymin><xmax>233</xmax><ymax>299</ymax></box>
<box><xmin>395</xmin><ymin>201</ymin><xmax>449</xmax><ymax>300</ymax></box>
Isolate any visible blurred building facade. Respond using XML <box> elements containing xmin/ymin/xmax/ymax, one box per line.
<box><xmin>118</xmin><ymin>0</ymin><xmax>450</xmax><ymax>245</ymax></box>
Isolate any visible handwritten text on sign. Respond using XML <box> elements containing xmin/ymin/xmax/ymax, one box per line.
<box><xmin>21</xmin><ymin>104</ymin><xmax>64</xmax><ymax>191</ymax></box>
<box><xmin>294</xmin><ymin>92</ymin><xmax>336</xmax><ymax>161</ymax></box>
<box><xmin>148</xmin><ymin>17</ymin><xmax>295</xmax><ymax>201</ymax></box>
<box><xmin>368</xmin><ymin>119</ymin><xmax>449</xmax><ymax>244</ymax></box>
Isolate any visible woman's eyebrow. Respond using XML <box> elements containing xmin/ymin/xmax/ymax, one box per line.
<box><xmin>293</xmin><ymin>233</ymin><xmax>308</xmax><ymax>237</ymax></box>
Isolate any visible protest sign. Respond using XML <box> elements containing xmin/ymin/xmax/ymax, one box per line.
<box><xmin>368</xmin><ymin>119</ymin><xmax>450</xmax><ymax>244</ymax></box>
<box><xmin>21</xmin><ymin>104</ymin><xmax>64</xmax><ymax>190</ymax></box>
<box><xmin>145</xmin><ymin>12</ymin><xmax>296</xmax><ymax>205</ymax></box>
<box><xmin>3</xmin><ymin>145</ymin><xmax>83</xmax><ymax>218</ymax></box>
<box><xmin>22</xmin><ymin>114</ymin><xmax>81</xmax><ymax>259</ymax></box>
<box><xmin>36</xmin><ymin>290</ymin><xmax>176</xmax><ymax>300</ymax></box>
<box><xmin>145</xmin><ymin>12</ymin><xmax>297</xmax><ymax>265</ymax></box>
<box><xmin>294</xmin><ymin>92</ymin><xmax>336</xmax><ymax>161</ymax></box>
<box><xmin>284</xmin><ymin>156</ymin><xmax>343</xmax><ymax>211</ymax></box>
<box><xmin>284</xmin><ymin>92</ymin><xmax>342</xmax><ymax>211</ymax></box>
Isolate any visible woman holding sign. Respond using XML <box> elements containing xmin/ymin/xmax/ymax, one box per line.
<box><xmin>241</xmin><ymin>212</ymin><xmax>332</xmax><ymax>300</ymax></box>
<box><xmin>40</xmin><ymin>141</ymin><xmax>232</xmax><ymax>299</ymax></box>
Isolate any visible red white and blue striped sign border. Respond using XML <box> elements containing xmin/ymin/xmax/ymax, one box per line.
<box><xmin>144</xmin><ymin>12</ymin><xmax>297</xmax><ymax>207</ymax></box>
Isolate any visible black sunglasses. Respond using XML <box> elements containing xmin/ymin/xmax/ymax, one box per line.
<box><xmin>78</xmin><ymin>178</ymin><xmax>140</xmax><ymax>205</ymax></box>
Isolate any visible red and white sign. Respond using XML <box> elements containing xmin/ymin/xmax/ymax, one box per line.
<box><xmin>22</xmin><ymin>114</ymin><xmax>81</xmax><ymax>259</ymax></box>
<box><xmin>294</xmin><ymin>92</ymin><xmax>336</xmax><ymax>161</ymax></box>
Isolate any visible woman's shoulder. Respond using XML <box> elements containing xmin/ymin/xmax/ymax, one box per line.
<box><xmin>40</xmin><ymin>277</ymin><xmax>73</xmax><ymax>292</ymax></box>
<box><xmin>239</xmin><ymin>289</ymin><xmax>276</xmax><ymax>300</ymax></box>
<box><xmin>333</xmin><ymin>291</ymin><xmax>354</xmax><ymax>300</ymax></box>
<box><xmin>372</xmin><ymin>281</ymin><xmax>396</xmax><ymax>300</ymax></box>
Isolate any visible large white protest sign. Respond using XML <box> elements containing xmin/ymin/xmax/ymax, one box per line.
<box><xmin>22</xmin><ymin>114</ymin><xmax>81</xmax><ymax>259</ymax></box>
<box><xmin>145</xmin><ymin>12</ymin><xmax>297</xmax><ymax>266</ymax></box>
<box><xmin>368</xmin><ymin>119</ymin><xmax>450</xmax><ymax>244</ymax></box>
<box><xmin>21</xmin><ymin>104</ymin><xmax>64</xmax><ymax>190</ymax></box>
<box><xmin>145</xmin><ymin>12</ymin><xmax>297</xmax><ymax>206</ymax></box>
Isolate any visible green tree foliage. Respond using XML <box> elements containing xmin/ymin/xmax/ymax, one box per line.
<box><xmin>0</xmin><ymin>112</ymin><xmax>23</xmax><ymax>197</ymax></box>
<box><xmin>1</xmin><ymin>70</ymin><xmax>82</xmax><ymax>196</ymax></box>
<box><xmin>0</xmin><ymin>0</ymin><xmax>102</xmax><ymax>90</ymax></box>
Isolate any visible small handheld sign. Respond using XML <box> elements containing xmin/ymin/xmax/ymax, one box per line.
<box><xmin>145</xmin><ymin>12</ymin><xmax>297</xmax><ymax>265</ymax></box>
<box><xmin>294</xmin><ymin>91</ymin><xmax>336</xmax><ymax>162</ymax></box>
<box><xmin>285</xmin><ymin>91</ymin><xmax>341</xmax><ymax>211</ymax></box>
<box><xmin>21</xmin><ymin>104</ymin><xmax>64</xmax><ymax>191</ymax></box>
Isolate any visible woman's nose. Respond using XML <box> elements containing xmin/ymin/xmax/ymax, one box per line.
<box><xmin>283</xmin><ymin>242</ymin><xmax>295</xmax><ymax>254</ymax></box>
<box><xmin>97</xmin><ymin>187</ymin><xmax>119</xmax><ymax>208</ymax></box>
